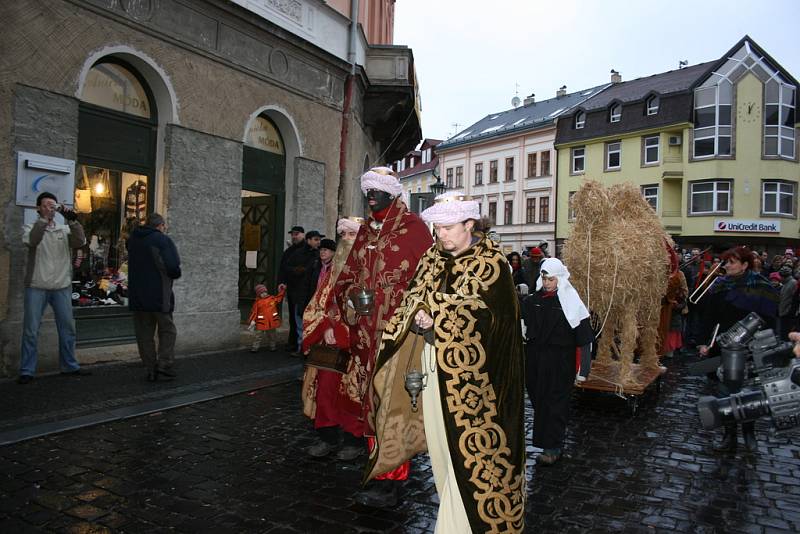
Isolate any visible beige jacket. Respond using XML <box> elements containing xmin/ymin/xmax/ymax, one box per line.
<box><xmin>23</xmin><ymin>218</ymin><xmax>86</xmax><ymax>290</ymax></box>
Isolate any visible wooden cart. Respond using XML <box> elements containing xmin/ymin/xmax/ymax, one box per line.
<box><xmin>575</xmin><ymin>361</ymin><xmax>667</xmax><ymax>416</ymax></box>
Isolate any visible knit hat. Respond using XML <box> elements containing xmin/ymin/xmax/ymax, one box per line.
<box><xmin>320</xmin><ymin>238</ymin><xmax>337</xmax><ymax>251</ymax></box>
<box><xmin>360</xmin><ymin>167</ymin><xmax>403</xmax><ymax>197</ymax></box>
<box><xmin>255</xmin><ymin>284</ymin><xmax>268</xmax><ymax>296</ymax></box>
<box><xmin>420</xmin><ymin>191</ymin><xmax>480</xmax><ymax>225</ymax></box>
<box><xmin>770</xmin><ymin>272</ymin><xmax>782</xmax><ymax>282</ymax></box>
<box><xmin>529</xmin><ymin>246</ymin><xmax>543</xmax><ymax>257</ymax></box>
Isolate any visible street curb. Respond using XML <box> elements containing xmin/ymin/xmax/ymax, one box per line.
<box><xmin>0</xmin><ymin>366</ymin><xmax>302</xmax><ymax>447</ymax></box>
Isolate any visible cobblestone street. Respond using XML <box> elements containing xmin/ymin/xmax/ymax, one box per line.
<box><xmin>1</xmin><ymin>355</ymin><xmax>799</xmax><ymax>533</ymax></box>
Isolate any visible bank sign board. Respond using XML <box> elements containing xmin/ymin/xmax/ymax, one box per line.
<box><xmin>714</xmin><ymin>219</ymin><xmax>781</xmax><ymax>233</ymax></box>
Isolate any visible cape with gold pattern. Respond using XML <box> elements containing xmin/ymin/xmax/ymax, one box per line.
<box><xmin>366</xmin><ymin>235</ymin><xmax>526</xmax><ymax>533</ymax></box>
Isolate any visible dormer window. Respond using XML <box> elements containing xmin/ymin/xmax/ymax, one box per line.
<box><xmin>609</xmin><ymin>104</ymin><xmax>621</xmax><ymax>123</ymax></box>
<box><xmin>574</xmin><ymin>111</ymin><xmax>585</xmax><ymax>129</ymax></box>
<box><xmin>646</xmin><ymin>95</ymin><xmax>660</xmax><ymax>115</ymax></box>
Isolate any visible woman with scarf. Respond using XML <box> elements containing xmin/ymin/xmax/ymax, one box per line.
<box><xmin>696</xmin><ymin>246</ymin><xmax>778</xmax><ymax>453</ymax></box>
<box><xmin>522</xmin><ymin>258</ymin><xmax>593</xmax><ymax>466</ymax></box>
<box><xmin>506</xmin><ymin>251</ymin><xmax>526</xmax><ymax>287</ymax></box>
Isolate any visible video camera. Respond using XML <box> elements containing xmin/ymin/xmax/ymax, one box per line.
<box><xmin>697</xmin><ymin>313</ymin><xmax>800</xmax><ymax>431</ymax></box>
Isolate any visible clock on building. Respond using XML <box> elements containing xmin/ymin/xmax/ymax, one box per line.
<box><xmin>737</xmin><ymin>101</ymin><xmax>760</xmax><ymax>124</ymax></box>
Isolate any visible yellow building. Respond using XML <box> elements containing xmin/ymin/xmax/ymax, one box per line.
<box><xmin>555</xmin><ymin>37</ymin><xmax>799</xmax><ymax>256</ymax></box>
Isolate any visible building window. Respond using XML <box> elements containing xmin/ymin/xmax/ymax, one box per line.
<box><xmin>763</xmin><ymin>180</ymin><xmax>795</xmax><ymax>216</ymax></box>
<box><xmin>474</xmin><ymin>162</ymin><xmax>483</xmax><ymax>185</ymax></box>
<box><xmin>574</xmin><ymin>111</ymin><xmax>585</xmax><ymax>129</ymax></box>
<box><xmin>571</xmin><ymin>147</ymin><xmax>585</xmax><ymax>174</ymax></box>
<box><xmin>693</xmin><ymin>82</ymin><xmax>732</xmax><ymax>158</ymax></box>
<box><xmin>644</xmin><ymin>135</ymin><xmax>660</xmax><ymax>165</ymax></box>
<box><xmin>488</xmin><ymin>201</ymin><xmax>497</xmax><ymax>225</ymax></box>
<box><xmin>541</xmin><ymin>150</ymin><xmax>551</xmax><ymax>176</ymax></box>
<box><xmin>489</xmin><ymin>160</ymin><xmax>498</xmax><ymax>183</ymax></box>
<box><xmin>606</xmin><ymin>141</ymin><xmax>621</xmax><ymax>170</ymax></box>
<box><xmin>641</xmin><ymin>185</ymin><xmax>659</xmax><ymax>211</ymax></box>
<box><xmin>504</xmin><ymin>200</ymin><xmax>513</xmax><ymax>225</ymax></box>
<box><xmin>538</xmin><ymin>197</ymin><xmax>549</xmax><ymax>223</ymax></box>
<box><xmin>456</xmin><ymin>166</ymin><xmax>463</xmax><ymax>188</ymax></box>
<box><xmin>690</xmin><ymin>180</ymin><xmax>731</xmax><ymax>214</ymax></box>
<box><xmin>609</xmin><ymin>103</ymin><xmax>622</xmax><ymax>123</ymax></box>
<box><xmin>446</xmin><ymin>167</ymin><xmax>453</xmax><ymax>188</ymax></box>
<box><xmin>646</xmin><ymin>95</ymin><xmax>660</xmax><ymax>115</ymax></box>
<box><xmin>527</xmin><ymin>153</ymin><xmax>537</xmax><ymax>177</ymax></box>
<box><xmin>505</xmin><ymin>158</ymin><xmax>514</xmax><ymax>181</ymax></box>
<box><xmin>526</xmin><ymin>198</ymin><xmax>536</xmax><ymax>223</ymax></box>
<box><xmin>568</xmin><ymin>192</ymin><xmax>577</xmax><ymax>221</ymax></box>
<box><xmin>765</xmin><ymin>80</ymin><xmax>796</xmax><ymax>159</ymax></box>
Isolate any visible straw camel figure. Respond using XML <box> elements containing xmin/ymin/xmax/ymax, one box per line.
<box><xmin>563</xmin><ymin>180</ymin><xmax>672</xmax><ymax>388</ymax></box>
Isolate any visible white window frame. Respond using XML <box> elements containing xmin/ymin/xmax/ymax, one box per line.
<box><xmin>606</xmin><ymin>141</ymin><xmax>621</xmax><ymax>170</ymax></box>
<box><xmin>609</xmin><ymin>104</ymin><xmax>621</xmax><ymax>123</ymax></box>
<box><xmin>574</xmin><ymin>111</ymin><xmax>585</xmax><ymax>129</ymax></box>
<box><xmin>690</xmin><ymin>180</ymin><xmax>732</xmax><ymax>215</ymax></box>
<box><xmin>693</xmin><ymin>82</ymin><xmax>732</xmax><ymax>159</ymax></box>
<box><xmin>571</xmin><ymin>147</ymin><xmax>585</xmax><ymax>174</ymax></box>
<box><xmin>646</xmin><ymin>95</ymin><xmax>660</xmax><ymax>115</ymax></box>
<box><xmin>762</xmin><ymin>180</ymin><xmax>796</xmax><ymax>216</ymax></box>
<box><xmin>644</xmin><ymin>135</ymin><xmax>660</xmax><ymax>165</ymax></box>
<box><xmin>641</xmin><ymin>184</ymin><xmax>659</xmax><ymax>212</ymax></box>
<box><xmin>765</xmin><ymin>81</ymin><xmax>796</xmax><ymax>159</ymax></box>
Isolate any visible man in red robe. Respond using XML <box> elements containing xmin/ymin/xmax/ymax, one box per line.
<box><xmin>331</xmin><ymin>167</ymin><xmax>432</xmax><ymax>507</ymax></box>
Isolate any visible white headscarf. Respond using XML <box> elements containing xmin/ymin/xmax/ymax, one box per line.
<box><xmin>535</xmin><ymin>258</ymin><xmax>590</xmax><ymax>328</ymax></box>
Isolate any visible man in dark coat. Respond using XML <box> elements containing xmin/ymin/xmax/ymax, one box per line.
<box><xmin>282</xmin><ymin>230</ymin><xmax>322</xmax><ymax>354</ymax></box>
<box><xmin>277</xmin><ymin>225</ymin><xmax>305</xmax><ymax>351</ymax></box>
<box><xmin>127</xmin><ymin>213</ymin><xmax>181</xmax><ymax>381</ymax></box>
<box><xmin>521</xmin><ymin>246</ymin><xmax>544</xmax><ymax>288</ymax></box>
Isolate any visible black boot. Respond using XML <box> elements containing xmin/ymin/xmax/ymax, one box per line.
<box><xmin>354</xmin><ymin>480</ymin><xmax>399</xmax><ymax>508</ymax></box>
<box><xmin>742</xmin><ymin>422</ymin><xmax>758</xmax><ymax>452</ymax></box>
<box><xmin>713</xmin><ymin>424</ymin><xmax>737</xmax><ymax>453</ymax></box>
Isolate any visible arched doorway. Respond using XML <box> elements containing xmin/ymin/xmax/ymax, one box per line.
<box><xmin>239</xmin><ymin>115</ymin><xmax>286</xmax><ymax>320</ymax></box>
<box><xmin>75</xmin><ymin>59</ymin><xmax>158</xmax><ymax>345</ymax></box>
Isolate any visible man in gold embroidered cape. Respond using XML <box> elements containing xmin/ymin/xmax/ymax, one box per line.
<box><xmin>366</xmin><ymin>192</ymin><xmax>526</xmax><ymax>533</ymax></box>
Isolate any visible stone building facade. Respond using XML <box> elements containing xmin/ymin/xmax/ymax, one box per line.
<box><xmin>0</xmin><ymin>0</ymin><xmax>419</xmax><ymax>375</ymax></box>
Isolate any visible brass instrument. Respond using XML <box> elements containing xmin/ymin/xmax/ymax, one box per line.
<box><xmin>688</xmin><ymin>262</ymin><xmax>724</xmax><ymax>305</ymax></box>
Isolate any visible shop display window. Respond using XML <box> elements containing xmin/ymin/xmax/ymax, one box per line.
<box><xmin>71</xmin><ymin>164</ymin><xmax>148</xmax><ymax>308</ymax></box>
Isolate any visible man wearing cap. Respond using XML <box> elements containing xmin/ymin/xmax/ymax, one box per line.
<box><xmin>366</xmin><ymin>191</ymin><xmax>526</xmax><ymax>532</ymax></box>
<box><xmin>522</xmin><ymin>246</ymin><xmax>545</xmax><ymax>289</ymax></box>
<box><xmin>281</xmin><ymin>230</ymin><xmax>323</xmax><ymax>354</ymax></box>
<box><xmin>331</xmin><ymin>167</ymin><xmax>432</xmax><ymax>507</ymax></box>
<box><xmin>278</xmin><ymin>226</ymin><xmax>305</xmax><ymax>351</ymax></box>
<box><xmin>301</xmin><ymin>218</ymin><xmax>365</xmax><ymax>460</ymax></box>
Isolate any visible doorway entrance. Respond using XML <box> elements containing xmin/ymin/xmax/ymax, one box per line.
<box><xmin>239</xmin><ymin>116</ymin><xmax>286</xmax><ymax>321</ymax></box>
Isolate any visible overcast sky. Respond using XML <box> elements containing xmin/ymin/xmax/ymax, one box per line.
<box><xmin>394</xmin><ymin>0</ymin><xmax>800</xmax><ymax>142</ymax></box>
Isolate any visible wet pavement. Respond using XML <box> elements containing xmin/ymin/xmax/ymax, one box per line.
<box><xmin>1</xmin><ymin>353</ymin><xmax>799</xmax><ymax>533</ymax></box>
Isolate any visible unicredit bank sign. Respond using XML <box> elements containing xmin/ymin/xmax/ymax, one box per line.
<box><xmin>714</xmin><ymin>219</ymin><xmax>781</xmax><ymax>233</ymax></box>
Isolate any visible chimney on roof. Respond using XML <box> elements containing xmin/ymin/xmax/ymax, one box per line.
<box><xmin>610</xmin><ymin>69</ymin><xmax>622</xmax><ymax>84</ymax></box>
<box><xmin>556</xmin><ymin>85</ymin><xmax>567</xmax><ymax>98</ymax></box>
<box><xmin>523</xmin><ymin>93</ymin><xmax>535</xmax><ymax>106</ymax></box>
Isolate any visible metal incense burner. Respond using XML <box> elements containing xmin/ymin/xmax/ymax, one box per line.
<box><xmin>404</xmin><ymin>369</ymin><xmax>426</xmax><ymax>412</ymax></box>
<box><xmin>349</xmin><ymin>287</ymin><xmax>375</xmax><ymax>316</ymax></box>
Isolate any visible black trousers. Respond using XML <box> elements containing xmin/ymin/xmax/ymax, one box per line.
<box><xmin>132</xmin><ymin>311</ymin><xmax>177</xmax><ymax>370</ymax></box>
<box><xmin>526</xmin><ymin>344</ymin><xmax>574</xmax><ymax>450</ymax></box>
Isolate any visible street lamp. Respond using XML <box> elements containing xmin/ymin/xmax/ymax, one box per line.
<box><xmin>430</xmin><ymin>177</ymin><xmax>446</xmax><ymax>196</ymax></box>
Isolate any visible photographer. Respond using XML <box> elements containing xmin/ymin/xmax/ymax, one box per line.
<box><xmin>696</xmin><ymin>246</ymin><xmax>778</xmax><ymax>452</ymax></box>
<box><xmin>17</xmin><ymin>192</ymin><xmax>89</xmax><ymax>384</ymax></box>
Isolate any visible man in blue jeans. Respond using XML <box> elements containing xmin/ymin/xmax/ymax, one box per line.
<box><xmin>18</xmin><ymin>192</ymin><xmax>90</xmax><ymax>384</ymax></box>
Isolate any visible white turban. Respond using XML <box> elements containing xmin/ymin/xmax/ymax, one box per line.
<box><xmin>337</xmin><ymin>217</ymin><xmax>363</xmax><ymax>235</ymax></box>
<box><xmin>535</xmin><ymin>258</ymin><xmax>590</xmax><ymax>328</ymax></box>
<box><xmin>360</xmin><ymin>167</ymin><xmax>403</xmax><ymax>198</ymax></box>
<box><xmin>420</xmin><ymin>191</ymin><xmax>480</xmax><ymax>225</ymax></box>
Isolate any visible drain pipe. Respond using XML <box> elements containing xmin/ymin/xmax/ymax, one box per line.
<box><xmin>337</xmin><ymin>0</ymin><xmax>359</xmax><ymax>217</ymax></box>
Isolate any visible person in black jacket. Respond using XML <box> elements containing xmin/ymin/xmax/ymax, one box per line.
<box><xmin>277</xmin><ymin>226</ymin><xmax>306</xmax><ymax>351</ymax></box>
<box><xmin>127</xmin><ymin>213</ymin><xmax>181</xmax><ymax>381</ymax></box>
<box><xmin>522</xmin><ymin>258</ymin><xmax>593</xmax><ymax>466</ymax></box>
<box><xmin>281</xmin><ymin>230</ymin><xmax>322</xmax><ymax>354</ymax></box>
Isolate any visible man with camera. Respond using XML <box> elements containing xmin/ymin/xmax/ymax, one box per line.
<box><xmin>18</xmin><ymin>192</ymin><xmax>89</xmax><ymax>384</ymax></box>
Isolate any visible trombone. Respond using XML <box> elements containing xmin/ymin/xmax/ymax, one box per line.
<box><xmin>688</xmin><ymin>262</ymin><xmax>724</xmax><ymax>305</ymax></box>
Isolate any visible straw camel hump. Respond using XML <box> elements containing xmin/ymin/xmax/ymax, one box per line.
<box><xmin>563</xmin><ymin>180</ymin><xmax>672</xmax><ymax>389</ymax></box>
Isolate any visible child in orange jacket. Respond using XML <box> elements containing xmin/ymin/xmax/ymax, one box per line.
<box><xmin>248</xmin><ymin>283</ymin><xmax>286</xmax><ymax>352</ymax></box>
